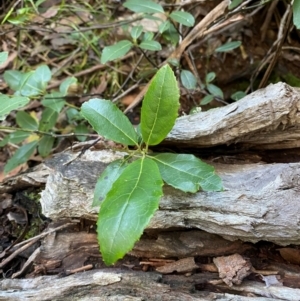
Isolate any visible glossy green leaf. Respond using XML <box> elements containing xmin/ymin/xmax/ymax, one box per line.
<box><xmin>93</xmin><ymin>159</ymin><xmax>128</xmax><ymax>207</ymax></box>
<box><xmin>215</xmin><ymin>41</ymin><xmax>241</xmax><ymax>53</ymax></box>
<box><xmin>0</xmin><ymin>51</ymin><xmax>8</xmax><ymax>64</ymax></box>
<box><xmin>139</xmin><ymin>40</ymin><xmax>162</xmax><ymax>51</ymax></box>
<box><xmin>74</xmin><ymin>124</ymin><xmax>89</xmax><ymax>142</ymax></box>
<box><xmin>38</xmin><ymin>135</ymin><xmax>55</xmax><ymax>157</ymax></box>
<box><xmin>0</xmin><ymin>95</ymin><xmax>30</xmax><ymax>120</ymax></box>
<box><xmin>4</xmin><ymin>140</ymin><xmax>38</xmax><ymax>174</ymax></box>
<box><xmin>293</xmin><ymin>0</ymin><xmax>300</xmax><ymax>29</ymax></box>
<box><xmin>200</xmin><ymin>94</ymin><xmax>214</xmax><ymax>105</ymax></box>
<box><xmin>59</xmin><ymin>77</ymin><xmax>77</xmax><ymax>95</ymax></box>
<box><xmin>123</xmin><ymin>0</ymin><xmax>164</xmax><ymax>14</ymax></box>
<box><xmin>38</xmin><ymin>108</ymin><xmax>58</xmax><ymax>132</ymax></box>
<box><xmin>81</xmin><ymin>98</ymin><xmax>139</xmax><ymax>146</ymax></box>
<box><xmin>180</xmin><ymin>70</ymin><xmax>197</xmax><ymax>90</ymax></box>
<box><xmin>101</xmin><ymin>40</ymin><xmax>132</xmax><ymax>64</ymax></box>
<box><xmin>98</xmin><ymin>157</ymin><xmax>163</xmax><ymax>265</ymax></box>
<box><xmin>205</xmin><ymin>72</ymin><xmax>216</xmax><ymax>83</ymax></box>
<box><xmin>158</xmin><ymin>20</ymin><xmax>170</xmax><ymax>33</ymax></box>
<box><xmin>152</xmin><ymin>153</ymin><xmax>223</xmax><ymax>192</ymax></box>
<box><xmin>207</xmin><ymin>84</ymin><xmax>223</xmax><ymax>99</ymax></box>
<box><xmin>141</xmin><ymin>65</ymin><xmax>179</xmax><ymax>146</ymax></box>
<box><xmin>169</xmin><ymin>11</ymin><xmax>195</xmax><ymax>27</ymax></box>
<box><xmin>130</xmin><ymin>25</ymin><xmax>143</xmax><ymax>40</ymax></box>
<box><xmin>42</xmin><ymin>91</ymin><xmax>66</xmax><ymax>113</ymax></box>
<box><xmin>16</xmin><ymin>111</ymin><xmax>38</xmax><ymax>130</ymax></box>
<box><xmin>231</xmin><ymin>91</ymin><xmax>246</xmax><ymax>101</ymax></box>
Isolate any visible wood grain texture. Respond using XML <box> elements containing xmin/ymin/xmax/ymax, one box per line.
<box><xmin>165</xmin><ymin>82</ymin><xmax>300</xmax><ymax>149</ymax></box>
<box><xmin>40</xmin><ymin>149</ymin><xmax>300</xmax><ymax>246</ymax></box>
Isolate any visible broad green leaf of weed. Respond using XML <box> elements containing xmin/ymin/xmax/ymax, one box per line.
<box><xmin>66</xmin><ymin>108</ymin><xmax>81</xmax><ymax>122</ymax></box>
<box><xmin>0</xmin><ymin>95</ymin><xmax>30</xmax><ymax>120</ymax></box>
<box><xmin>17</xmin><ymin>72</ymin><xmax>43</xmax><ymax>97</ymax></box>
<box><xmin>0</xmin><ymin>131</ymin><xmax>30</xmax><ymax>147</ymax></box>
<box><xmin>205</xmin><ymin>72</ymin><xmax>216</xmax><ymax>83</ymax></box>
<box><xmin>9</xmin><ymin>131</ymin><xmax>30</xmax><ymax>144</ymax></box>
<box><xmin>141</xmin><ymin>65</ymin><xmax>179</xmax><ymax>146</ymax></box>
<box><xmin>130</xmin><ymin>25</ymin><xmax>143</xmax><ymax>40</ymax></box>
<box><xmin>123</xmin><ymin>0</ymin><xmax>164</xmax><ymax>14</ymax></box>
<box><xmin>74</xmin><ymin>124</ymin><xmax>89</xmax><ymax>142</ymax></box>
<box><xmin>169</xmin><ymin>11</ymin><xmax>195</xmax><ymax>27</ymax></box>
<box><xmin>38</xmin><ymin>108</ymin><xmax>58</xmax><ymax>132</ymax></box>
<box><xmin>16</xmin><ymin>111</ymin><xmax>38</xmax><ymax>130</ymax></box>
<box><xmin>200</xmin><ymin>94</ymin><xmax>214</xmax><ymax>105</ymax></box>
<box><xmin>207</xmin><ymin>84</ymin><xmax>224</xmax><ymax>99</ymax></box>
<box><xmin>294</xmin><ymin>0</ymin><xmax>300</xmax><ymax>29</ymax></box>
<box><xmin>158</xmin><ymin>20</ymin><xmax>170</xmax><ymax>33</ymax></box>
<box><xmin>38</xmin><ymin>136</ymin><xmax>55</xmax><ymax>157</ymax></box>
<box><xmin>35</xmin><ymin>65</ymin><xmax>52</xmax><ymax>86</ymax></box>
<box><xmin>101</xmin><ymin>40</ymin><xmax>132</xmax><ymax>64</ymax></box>
<box><xmin>59</xmin><ymin>77</ymin><xmax>77</xmax><ymax>95</ymax></box>
<box><xmin>231</xmin><ymin>91</ymin><xmax>246</xmax><ymax>101</ymax></box>
<box><xmin>42</xmin><ymin>92</ymin><xmax>65</xmax><ymax>113</ymax></box>
<box><xmin>81</xmin><ymin>99</ymin><xmax>139</xmax><ymax>146</ymax></box>
<box><xmin>215</xmin><ymin>41</ymin><xmax>241</xmax><ymax>53</ymax></box>
<box><xmin>3</xmin><ymin>70</ymin><xmax>24</xmax><ymax>91</ymax></box>
<box><xmin>162</xmin><ymin>23</ymin><xmax>179</xmax><ymax>45</ymax></box>
<box><xmin>143</xmin><ymin>32</ymin><xmax>154</xmax><ymax>41</ymax></box>
<box><xmin>152</xmin><ymin>153</ymin><xmax>223</xmax><ymax>192</ymax></box>
<box><xmin>4</xmin><ymin>140</ymin><xmax>38</xmax><ymax>174</ymax></box>
<box><xmin>0</xmin><ymin>135</ymin><xmax>10</xmax><ymax>147</ymax></box>
<box><xmin>229</xmin><ymin>0</ymin><xmax>243</xmax><ymax>10</ymax></box>
<box><xmin>97</xmin><ymin>157</ymin><xmax>163</xmax><ymax>265</ymax></box>
<box><xmin>93</xmin><ymin>159</ymin><xmax>128</xmax><ymax>207</ymax></box>
<box><xmin>180</xmin><ymin>70</ymin><xmax>197</xmax><ymax>90</ymax></box>
<box><xmin>139</xmin><ymin>40</ymin><xmax>162</xmax><ymax>51</ymax></box>
<box><xmin>0</xmin><ymin>51</ymin><xmax>8</xmax><ymax>64</ymax></box>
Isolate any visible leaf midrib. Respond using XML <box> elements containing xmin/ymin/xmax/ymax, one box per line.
<box><xmin>145</xmin><ymin>69</ymin><xmax>167</xmax><ymax>146</ymax></box>
<box><xmin>108</xmin><ymin>157</ymin><xmax>145</xmax><ymax>257</ymax></box>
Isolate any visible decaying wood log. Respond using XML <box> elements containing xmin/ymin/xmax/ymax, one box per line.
<box><xmin>165</xmin><ymin>82</ymin><xmax>300</xmax><ymax>149</ymax></box>
<box><xmin>1</xmin><ymin>269</ymin><xmax>299</xmax><ymax>301</ymax></box>
<box><xmin>2</xmin><ymin>82</ymin><xmax>300</xmax><ymax>300</ymax></box>
<box><xmin>40</xmin><ymin>149</ymin><xmax>300</xmax><ymax>246</ymax></box>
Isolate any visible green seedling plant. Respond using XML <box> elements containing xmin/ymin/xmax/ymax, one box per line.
<box><xmin>1</xmin><ymin>61</ymin><xmax>88</xmax><ymax>173</ymax></box>
<box><xmin>81</xmin><ymin>64</ymin><xmax>223</xmax><ymax>265</ymax></box>
<box><xmin>100</xmin><ymin>0</ymin><xmax>195</xmax><ymax>64</ymax></box>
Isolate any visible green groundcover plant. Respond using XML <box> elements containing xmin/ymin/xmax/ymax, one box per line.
<box><xmin>81</xmin><ymin>64</ymin><xmax>223</xmax><ymax>265</ymax></box>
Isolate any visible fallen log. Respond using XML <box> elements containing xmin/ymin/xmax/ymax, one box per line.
<box><xmin>165</xmin><ymin>82</ymin><xmax>300</xmax><ymax>149</ymax></box>
<box><xmin>3</xmin><ymin>269</ymin><xmax>296</xmax><ymax>301</ymax></box>
<box><xmin>41</xmin><ymin>149</ymin><xmax>300</xmax><ymax>246</ymax></box>
<box><xmin>2</xmin><ymin>82</ymin><xmax>300</xmax><ymax>300</ymax></box>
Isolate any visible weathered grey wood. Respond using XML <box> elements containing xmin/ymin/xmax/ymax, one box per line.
<box><xmin>0</xmin><ymin>269</ymin><xmax>294</xmax><ymax>301</ymax></box>
<box><xmin>165</xmin><ymin>82</ymin><xmax>300</xmax><ymax>149</ymax></box>
<box><xmin>40</xmin><ymin>150</ymin><xmax>300</xmax><ymax>246</ymax></box>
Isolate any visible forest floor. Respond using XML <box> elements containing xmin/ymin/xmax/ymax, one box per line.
<box><xmin>1</xmin><ymin>0</ymin><xmax>300</xmax><ymax>297</ymax></box>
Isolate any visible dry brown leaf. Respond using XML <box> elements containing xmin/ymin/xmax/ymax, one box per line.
<box><xmin>41</xmin><ymin>7</ymin><xmax>59</xmax><ymax>19</ymax></box>
<box><xmin>279</xmin><ymin>248</ymin><xmax>300</xmax><ymax>265</ymax></box>
<box><xmin>213</xmin><ymin>253</ymin><xmax>252</xmax><ymax>287</ymax></box>
<box><xmin>155</xmin><ymin>257</ymin><xmax>199</xmax><ymax>274</ymax></box>
<box><xmin>121</xmin><ymin>91</ymin><xmax>141</xmax><ymax>106</ymax></box>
